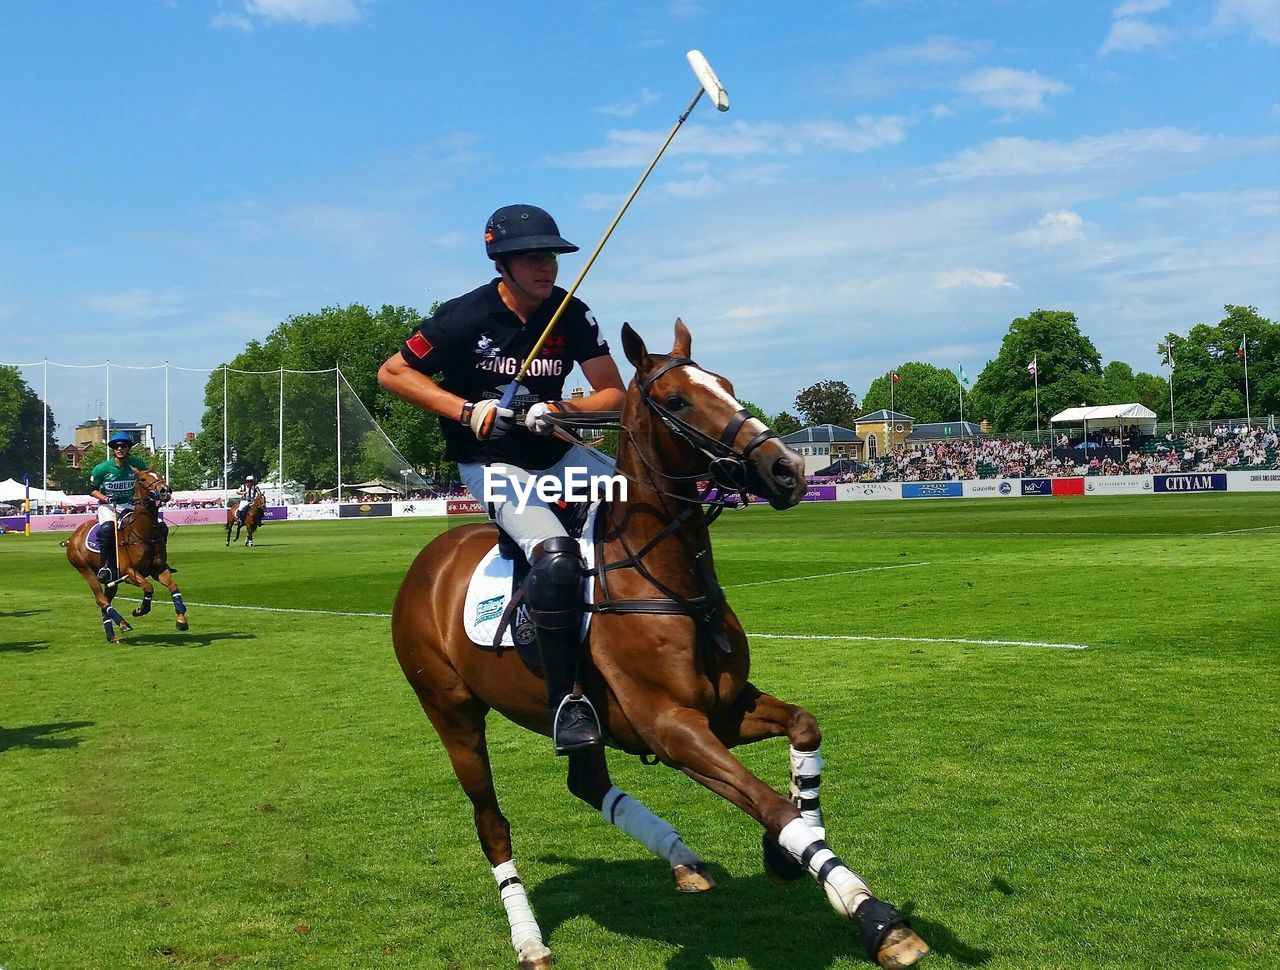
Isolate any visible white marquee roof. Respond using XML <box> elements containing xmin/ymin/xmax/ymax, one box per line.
<box><xmin>1049</xmin><ymin>403</ymin><xmax>1158</xmax><ymax>428</ymax></box>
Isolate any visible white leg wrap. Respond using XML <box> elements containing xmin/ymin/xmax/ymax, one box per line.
<box><xmin>777</xmin><ymin>817</ymin><xmax>870</xmax><ymax>918</ymax></box>
<box><xmin>790</xmin><ymin>745</ymin><xmax>825</xmax><ymax>836</ymax></box>
<box><xmin>601</xmin><ymin>785</ymin><xmax>702</xmax><ymax>869</ymax></box>
<box><xmin>492</xmin><ymin>859</ymin><xmax>544</xmax><ymax>953</ymax></box>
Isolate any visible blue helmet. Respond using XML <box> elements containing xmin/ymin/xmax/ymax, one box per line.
<box><xmin>107</xmin><ymin>433</ymin><xmax>133</xmax><ymax>448</ymax></box>
<box><xmin>484</xmin><ymin>205</ymin><xmax>578</xmax><ymax>259</ymax></box>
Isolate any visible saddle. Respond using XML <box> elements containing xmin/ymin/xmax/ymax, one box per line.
<box><xmin>462</xmin><ymin>501</ymin><xmax>600</xmax><ymax>666</ymax></box>
<box><xmin>86</xmin><ymin>512</ymin><xmax>134</xmax><ymax>554</ymax></box>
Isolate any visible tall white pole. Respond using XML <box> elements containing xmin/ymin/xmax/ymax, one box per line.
<box><xmin>42</xmin><ymin>359</ymin><xmax>48</xmax><ymax>509</ymax></box>
<box><xmin>223</xmin><ymin>365</ymin><xmax>229</xmax><ymax>501</ymax></box>
<box><xmin>164</xmin><ymin>361</ymin><xmax>171</xmax><ymax>479</ymax></box>
<box><xmin>335</xmin><ymin>365</ymin><xmax>342</xmax><ymax>503</ymax></box>
<box><xmin>105</xmin><ymin>358</ymin><xmax>111</xmax><ymax>445</ymax></box>
<box><xmin>1033</xmin><ymin>360</ymin><xmax>1041</xmax><ymax>443</ymax></box>
<box><xmin>278</xmin><ymin>366</ymin><xmax>285</xmax><ymax>493</ymax></box>
<box><xmin>1243</xmin><ymin>337</ymin><xmax>1251</xmax><ymax>426</ymax></box>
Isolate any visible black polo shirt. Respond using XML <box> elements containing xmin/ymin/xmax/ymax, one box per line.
<box><xmin>399</xmin><ymin>279</ymin><xmax>611</xmax><ymax>468</ymax></box>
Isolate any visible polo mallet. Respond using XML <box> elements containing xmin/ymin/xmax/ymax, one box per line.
<box><xmin>107</xmin><ymin>505</ymin><xmax>121</xmax><ymax>588</ymax></box>
<box><xmin>499</xmin><ymin>49</ymin><xmax>730</xmax><ymax>409</ymax></box>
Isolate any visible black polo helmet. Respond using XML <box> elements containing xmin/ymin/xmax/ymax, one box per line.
<box><xmin>107</xmin><ymin>433</ymin><xmax>133</xmax><ymax>448</ymax></box>
<box><xmin>484</xmin><ymin>204</ymin><xmax>578</xmax><ymax>259</ymax></box>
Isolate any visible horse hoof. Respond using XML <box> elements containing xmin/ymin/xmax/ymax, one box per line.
<box><xmin>118</xmin><ymin>621</ymin><xmax>133</xmax><ymax>633</ymax></box>
<box><xmin>876</xmin><ymin>927</ymin><xmax>930</xmax><ymax>969</ymax></box>
<box><xmin>176</xmin><ymin>619</ymin><xmax>189</xmax><ymax>631</ymax></box>
<box><xmin>516</xmin><ymin>939</ymin><xmax>552</xmax><ymax>969</ymax></box>
<box><xmin>131</xmin><ymin>608</ymin><xmax>144</xmax><ymax>618</ymax></box>
<box><xmin>108</xmin><ymin>635</ymin><xmax>121</xmax><ymax>644</ymax></box>
<box><xmin>672</xmin><ymin>863</ymin><xmax>715</xmax><ymax>892</ymax></box>
<box><xmin>762</xmin><ymin>832</ymin><xmax>804</xmax><ymax>884</ymax></box>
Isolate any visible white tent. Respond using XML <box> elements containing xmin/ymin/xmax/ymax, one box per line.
<box><xmin>1050</xmin><ymin>403</ymin><xmax>1158</xmax><ymax>432</ymax></box>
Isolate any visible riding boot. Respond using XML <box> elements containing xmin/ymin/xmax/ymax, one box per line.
<box><xmin>525</xmin><ymin>535</ymin><xmax>601</xmax><ymax>755</ymax></box>
<box><xmin>535</xmin><ymin>623</ymin><xmax>602</xmax><ymax>755</ymax></box>
<box><xmin>96</xmin><ymin>523</ymin><xmax>116</xmax><ymax>585</ymax></box>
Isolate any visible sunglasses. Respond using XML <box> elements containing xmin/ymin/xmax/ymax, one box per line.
<box><xmin>514</xmin><ymin>251</ymin><xmax>558</xmax><ymax>264</ymax></box>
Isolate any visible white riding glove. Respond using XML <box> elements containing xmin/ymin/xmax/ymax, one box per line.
<box><xmin>468</xmin><ymin>399</ymin><xmax>515</xmax><ymax>440</ymax></box>
<box><xmin>524</xmin><ymin>401</ymin><xmax>565</xmax><ymax>436</ymax></box>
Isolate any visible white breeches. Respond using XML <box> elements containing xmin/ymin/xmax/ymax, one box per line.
<box><xmin>97</xmin><ymin>504</ymin><xmax>130</xmax><ymax>525</ymax></box>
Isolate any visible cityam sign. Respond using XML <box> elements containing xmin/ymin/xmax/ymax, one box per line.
<box><xmin>1051</xmin><ymin>477</ymin><xmax>1085</xmax><ymax>496</ymax></box>
<box><xmin>1154</xmin><ymin>473</ymin><xmax>1228</xmax><ymax>493</ymax></box>
<box><xmin>902</xmin><ymin>481</ymin><xmax>963</xmax><ymax>499</ymax></box>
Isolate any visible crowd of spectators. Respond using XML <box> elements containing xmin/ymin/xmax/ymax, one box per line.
<box><xmin>822</xmin><ymin>424</ymin><xmax>1279</xmax><ymax>483</ymax></box>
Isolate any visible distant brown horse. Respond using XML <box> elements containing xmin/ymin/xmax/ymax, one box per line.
<box><xmin>66</xmin><ymin>469</ymin><xmax>189</xmax><ymax>642</ymax></box>
<box><xmin>391</xmin><ymin>321</ymin><xmax>929</xmax><ymax>970</ymax></box>
<box><xmin>226</xmin><ymin>491</ymin><xmax>266</xmax><ymax>547</ymax></box>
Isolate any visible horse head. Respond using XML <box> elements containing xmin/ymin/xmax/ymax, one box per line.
<box><xmin>620</xmin><ymin>319</ymin><xmax>807</xmax><ymax>510</ymax></box>
<box><xmin>134</xmin><ymin>470</ymin><xmax>172</xmax><ymax>507</ymax></box>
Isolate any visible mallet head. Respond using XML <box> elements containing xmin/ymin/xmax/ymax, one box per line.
<box><xmin>686</xmin><ymin>50</ymin><xmax>729</xmax><ymax>111</ymax></box>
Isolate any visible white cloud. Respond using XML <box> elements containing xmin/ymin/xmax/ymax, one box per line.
<box><xmin>933</xmin><ymin>269</ymin><xmax>1016</xmax><ymax>289</ymax></box>
<box><xmin>78</xmin><ymin>288</ymin><xmax>187</xmax><ymax>320</ymax></box>
<box><xmin>1114</xmin><ymin>0</ymin><xmax>1169</xmax><ymax>15</ymax></box>
<box><xmin>1100</xmin><ymin>18</ymin><xmax>1172</xmax><ymax>54</ymax></box>
<box><xmin>1212</xmin><ymin>0</ymin><xmax>1280</xmax><ymax>43</ymax></box>
<box><xmin>555</xmin><ymin>117</ymin><xmax>907</xmax><ymax>169</ymax></box>
<box><xmin>1020</xmin><ymin>210</ymin><xmax>1086</xmax><ymax>246</ymax></box>
<box><xmin>211</xmin><ymin>13</ymin><xmax>255</xmax><ymax>32</ymax></box>
<box><xmin>956</xmin><ymin>67</ymin><xmax>1071</xmax><ymax>115</ymax></box>
<box><xmin>596</xmin><ymin>89</ymin><xmax>662</xmax><ymax>119</ymax></box>
<box><xmin>932</xmin><ymin>127</ymin><xmax>1277</xmax><ymax>183</ymax></box>
<box><xmin>241</xmin><ymin>0</ymin><xmax>370</xmax><ymax>27</ymax></box>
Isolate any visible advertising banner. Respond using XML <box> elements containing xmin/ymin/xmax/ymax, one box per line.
<box><xmin>30</xmin><ymin>513</ymin><xmax>95</xmax><ymax>532</ymax></box>
<box><xmin>1083</xmin><ymin>475</ymin><xmax>1153</xmax><ymax>495</ymax></box>
<box><xmin>261</xmin><ymin>506</ymin><xmax>288</xmax><ymax>521</ymax></box>
<box><xmin>1020</xmin><ymin>478</ymin><xmax>1053</xmax><ymax>497</ymax></box>
<box><xmin>1154</xmin><ymin>473</ymin><xmax>1228</xmax><ymax>493</ymax></box>
<box><xmin>751</xmin><ymin>484</ymin><xmax>836</xmax><ymax>504</ymax></box>
<box><xmin>447</xmin><ymin>498</ymin><xmax>487</xmax><ymax>515</ymax></box>
<box><xmin>289</xmin><ymin>504</ymin><xmax>339</xmax><ymax>521</ymax></box>
<box><xmin>339</xmin><ymin>502</ymin><xmax>393</xmax><ymax>518</ymax></box>
<box><xmin>392</xmin><ymin>499</ymin><xmax>449</xmax><ymax>517</ymax></box>
<box><xmin>1</xmin><ymin>515</ymin><xmax>25</xmax><ymax>531</ymax></box>
<box><xmin>1228</xmin><ymin>470</ymin><xmax>1280</xmax><ymax>492</ymax></box>
<box><xmin>1051</xmin><ymin>477</ymin><xmax>1085</xmax><ymax>496</ymax></box>
<box><xmin>836</xmin><ymin>482</ymin><xmax>901</xmax><ymax>501</ymax></box>
<box><xmin>164</xmin><ymin>509</ymin><xmax>229</xmax><ymax>526</ymax></box>
<box><xmin>962</xmin><ymin>479</ymin><xmax>1020</xmax><ymax>498</ymax></box>
<box><xmin>902</xmin><ymin>481</ymin><xmax>964</xmax><ymax>499</ymax></box>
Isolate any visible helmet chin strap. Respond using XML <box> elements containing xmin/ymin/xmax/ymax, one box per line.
<box><xmin>497</xmin><ymin>257</ymin><xmax>546</xmax><ymax>310</ymax></box>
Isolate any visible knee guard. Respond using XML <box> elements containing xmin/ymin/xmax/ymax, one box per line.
<box><xmin>524</xmin><ymin>536</ymin><xmax>584</xmax><ymax>631</ymax></box>
<box><xmin>98</xmin><ymin>521</ymin><xmax>116</xmax><ymax>552</ymax></box>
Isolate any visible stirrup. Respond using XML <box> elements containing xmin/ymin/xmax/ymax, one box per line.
<box><xmin>552</xmin><ymin>693</ymin><xmax>603</xmax><ymax>755</ymax></box>
<box><xmin>97</xmin><ymin>566</ymin><xmax>114</xmax><ymax>585</ymax></box>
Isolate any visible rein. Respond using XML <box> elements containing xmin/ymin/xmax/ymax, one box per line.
<box><xmin>570</xmin><ymin>356</ymin><xmax>779</xmax><ymax>657</ymax></box>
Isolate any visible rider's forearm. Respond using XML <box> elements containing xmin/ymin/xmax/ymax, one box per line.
<box><xmin>564</xmin><ymin>387</ymin><xmax>625</xmax><ymax>413</ymax></box>
<box><xmin>378</xmin><ymin>358</ymin><xmax>469</xmax><ymax>423</ymax></box>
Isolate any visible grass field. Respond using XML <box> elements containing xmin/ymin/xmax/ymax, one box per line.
<box><xmin>2</xmin><ymin>495</ymin><xmax>1278</xmax><ymax>970</ymax></box>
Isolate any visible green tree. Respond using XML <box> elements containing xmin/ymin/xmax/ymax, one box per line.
<box><xmin>862</xmin><ymin>363</ymin><xmax>962</xmax><ymax>423</ymax></box>
<box><xmin>967</xmin><ymin>309</ymin><xmax>1104</xmax><ymax>433</ymax></box>
<box><xmin>794</xmin><ymin>381</ymin><xmax>859</xmax><ymax>427</ymax></box>
<box><xmin>0</xmin><ymin>366</ymin><xmax>59</xmax><ymax>482</ymax></box>
<box><xmin>166</xmin><ymin>444</ymin><xmax>212</xmax><ymax>490</ymax></box>
<box><xmin>771</xmin><ymin>411</ymin><xmax>802</xmax><ymax>436</ymax></box>
<box><xmin>195</xmin><ymin>304</ymin><xmax>432</xmax><ymax>488</ymax></box>
<box><xmin>1162</xmin><ymin>306</ymin><xmax>1278</xmax><ymax>421</ymax></box>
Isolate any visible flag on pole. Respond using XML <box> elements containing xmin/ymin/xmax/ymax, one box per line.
<box><xmin>1163</xmin><ymin>344</ymin><xmax>1175</xmax><ymax>369</ymax></box>
<box><xmin>891</xmin><ymin>372</ymin><xmax>901</xmax><ymax>383</ymax></box>
<box><xmin>1238</xmin><ymin>335</ymin><xmax>1247</xmax><ymax>359</ymax></box>
<box><xmin>1027</xmin><ymin>356</ymin><xmax>1037</xmax><ymax>376</ymax></box>
<box><xmin>957</xmin><ymin>363</ymin><xmax>970</xmax><ymax>387</ymax></box>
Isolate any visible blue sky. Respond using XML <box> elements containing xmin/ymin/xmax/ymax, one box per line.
<box><xmin>2</xmin><ymin>0</ymin><xmax>1277</xmax><ymax>442</ymax></box>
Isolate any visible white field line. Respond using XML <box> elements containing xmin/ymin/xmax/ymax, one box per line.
<box><xmin>115</xmin><ymin>594</ymin><xmax>1087</xmax><ymax>649</ymax></box>
<box><xmin>1204</xmin><ymin>524</ymin><xmax>1280</xmax><ymax>536</ymax></box>
<box><xmin>723</xmin><ymin>562</ymin><xmax>930</xmax><ymax>589</ymax></box>
<box><xmin>750</xmin><ymin>633</ymin><xmax>1089</xmax><ymax>650</ymax></box>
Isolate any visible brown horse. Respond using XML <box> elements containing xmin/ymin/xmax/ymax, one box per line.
<box><xmin>66</xmin><ymin>469</ymin><xmax>189</xmax><ymax>642</ymax></box>
<box><xmin>226</xmin><ymin>491</ymin><xmax>266</xmax><ymax>547</ymax></box>
<box><xmin>391</xmin><ymin>321</ymin><xmax>929</xmax><ymax>969</ymax></box>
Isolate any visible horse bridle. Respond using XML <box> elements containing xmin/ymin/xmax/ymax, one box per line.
<box><xmin>636</xmin><ymin>356</ymin><xmax>781</xmax><ymax>495</ymax></box>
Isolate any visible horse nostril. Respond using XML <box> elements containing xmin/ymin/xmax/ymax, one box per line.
<box><xmin>773</xmin><ymin>457</ymin><xmax>797</xmax><ymax>486</ymax></box>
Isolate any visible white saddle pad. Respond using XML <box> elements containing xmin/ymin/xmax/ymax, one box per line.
<box><xmin>462</xmin><ymin>503</ymin><xmax>601</xmax><ymax>648</ymax></box>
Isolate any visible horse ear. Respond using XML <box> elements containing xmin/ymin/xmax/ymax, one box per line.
<box><xmin>621</xmin><ymin>322</ymin><xmax>651</xmax><ymax>371</ymax></box>
<box><xmin>672</xmin><ymin>318</ymin><xmax>691</xmax><ymax>358</ymax></box>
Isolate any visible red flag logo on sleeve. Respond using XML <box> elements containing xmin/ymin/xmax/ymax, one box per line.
<box><xmin>406</xmin><ymin>332</ymin><xmax>433</xmax><ymax>358</ymax></box>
